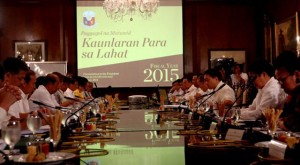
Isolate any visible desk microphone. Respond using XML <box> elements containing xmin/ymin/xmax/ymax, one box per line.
<box><xmin>162</xmin><ymin>104</ymin><xmax>189</xmax><ymax>111</ymax></box>
<box><xmin>75</xmin><ymin>95</ymin><xmax>84</xmax><ymax>99</ymax></box>
<box><xmin>64</xmin><ymin>96</ymin><xmax>85</xmax><ymax>103</ymax></box>
<box><xmin>64</xmin><ymin>97</ymin><xmax>96</xmax><ymax>127</ymax></box>
<box><xmin>31</xmin><ymin>100</ymin><xmax>71</xmax><ymax>111</ymax></box>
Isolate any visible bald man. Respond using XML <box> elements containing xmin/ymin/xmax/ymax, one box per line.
<box><xmin>29</xmin><ymin>73</ymin><xmax>60</xmax><ymax>112</ymax></box>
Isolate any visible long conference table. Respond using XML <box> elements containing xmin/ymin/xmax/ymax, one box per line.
<box><xmin>14</xmin><ymin>109</ymin><xmax>298</xmax><ymax>165</ymax></box>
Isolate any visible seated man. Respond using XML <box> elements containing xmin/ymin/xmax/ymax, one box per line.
<box><xmin>64</xmin><ymin>76</ymin><xmax>78</xmax><ymax>98</ymax></box>
<box><xmin>74</xmin><ymin>76</ymin><xmax>88</xmax><ymax>100</ymax></box>
<box><xmin>182</xmin><ymin>75</ymin><xmax>198</xmax><ymax>101</ymax></box>
<box><xmin>29</xmin><ymin>73</ymin><xmax>60</xmax><ymax>112</ymax></box>
<box><xmin>274</xmin><ymin>51</ymin><xmax>300</xmax><ymax>132</ymax></box>
<box><xmin>240</xmin><ymin>59</ymin><xmax>286</xmax><ymax>120</ymax></box>
<box><xmin>52</xmin><ymin>72</ymin><xmax>76</xmax><ymax>107</ymax></box>
<box><xmin>84</xmin><ymin>81</ymin><xmax>94</xmax><ymax>99</ymax></box>
<box><xmin>8</xmin><ymin>70</ymin><xmax>36</xmax><ymax>119</ymax></box>
<box><xmin>204</xmin><ymin>69</ymin><xmax>235</xmax><ymax>117</ymax></box>
<box><xmin>195</xmin><ymin>74</ymin><xmax>211</xmax><ymax>100</ymax></box>
<box><xmin>168</xmin><ymin>78</ymin><xmax>184</xmax><ymax>101</ymax></box>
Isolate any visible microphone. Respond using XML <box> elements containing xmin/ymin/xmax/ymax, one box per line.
<box><xmin>162</xmin><ymin>104</ymin><xmax>189</xmax><ymax>109</ymax></box>
<box><xmin>75</xmin><ymin>95</ymin><xmax>83</xmax><ymax>99</ymax></box>
<box><xmin>94</xmin><ymin>82</ymin><xmax>97</xmax><ymax>88</ymax></box>
<box><xmin>64</xmin><ymin>97</ymin><xmax>96</xmax><ymax>127</ymax></box>
<box><xmin>37</xmin><ymin>111</ymin><xmax>51</xmax><ymax>125</ymax></box>
<box><xmin>31</xmin><ymin>100</ymin><xmax>70</xmax><ymax>111</ymax></box>
<box><xmin>64</xmin><ymin>96</ymin><xmax>84</xmax><ymax>103</ymax></box>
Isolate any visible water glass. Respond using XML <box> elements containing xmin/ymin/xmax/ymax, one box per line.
<box><xmin>79</xmin><ymin>112</ymin><xmax>87</xmax><ymax>130</ymax></box>
<box><xmin>49</xmin><ymin>125</ymin><xmax>61</xmax><ymax>151</ymax></box>
<box><xmin>231</xmin><ymin>108</ymin><xmax>241</xmax><ymax>124</ymax></box>
<box><xmin>26</xmin><ymin>114</ymin><xmax>42</xmax><ymax>139</ymax></box>
<box><xmin>1</xmin><ymin>120</ymin><xmax>21</xmax><ymax>155</ymax></box>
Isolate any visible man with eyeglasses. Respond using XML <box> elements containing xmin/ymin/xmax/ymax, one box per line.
<box><xmin>240</xmin><ymin>59</ymin><xmax>286</xmax><ymax>120</ymax></box>
<box><xmin>274</xmin><ymin>51</ymin><xmax>300</xmax><ymax>132</ymax></box>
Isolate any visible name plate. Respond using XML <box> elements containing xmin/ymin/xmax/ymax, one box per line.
<box><xmin>269</xmin><ymin>140</ymin><xmax>287</xmax><ymax>159</ymax></box>
<box><xmin>225</xmin><ymin>128</ymin><xmax>244</xmax><ymax>141</ymax></box>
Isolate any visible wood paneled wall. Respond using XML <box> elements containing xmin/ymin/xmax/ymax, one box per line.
<box><xmin>0</xmin><ymin>0</ymin><xmax>76</xmax><ymax>73</ymax></box>
<box><xmin>183</xmin><ymin>1</ymin><xmax>262</xmax><ymax>74</ymax></box>
<box><xmin>0</xmin><ymin>0</ymin><xmax>297</xmax><ymax>77</ymax></box>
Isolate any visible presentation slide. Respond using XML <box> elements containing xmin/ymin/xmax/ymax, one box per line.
<box><xmin>77</xmin><ymin>0</ymin><xmax>183</xmax><ymax>88</ymax></box>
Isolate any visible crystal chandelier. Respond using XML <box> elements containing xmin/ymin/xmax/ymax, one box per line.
<box><xmin>103</xmin><ymin>0</ymin><xmax>159</xmax><ymax>21</ymax></box>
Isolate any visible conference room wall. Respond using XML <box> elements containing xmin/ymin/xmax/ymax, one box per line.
<box><xmin>0</xmin><ymin>0</ymin><xmax>298</xmax><ymax>77</ymax></box>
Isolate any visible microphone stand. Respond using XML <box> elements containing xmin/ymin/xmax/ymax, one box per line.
<box><xmin>64</xmin><ymin>96</ymin><xmax>85</xmax><ymax>103</ymax></box>
<box><xmin>192</xmin><ymin>83</ymin><xmax>226</xmax><ymax>120</ymax></box>
<box><xmin>196</xmin><ymin>83</ymin><xmax>226</xmax><ymax>110</ymax></box>
<box><xmin>64</xmin><ymin>97</ymin><xmax>96</xmax><ymax>127</ymax></box>
<box><xmin>31</xmin><ymin>100</ymin><xmax>72</xmax><ymax>112</ymax></box>
<box><xmin>60</xmin><ymin>98</ymin><xmax>97</xmax><ymax>141</ymax></box>
<box><xmin>219</xmin><ymin>76</ymin><xmax>257</xmax><ymax>135</ymax></box>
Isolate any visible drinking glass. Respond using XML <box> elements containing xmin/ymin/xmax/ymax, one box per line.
<box><xmin>26</xmin><ymin>114</ymin><xmax>42</xmax><ymax>139</ymax></box>
<box><xmin>79</xmin><ymin>112</ymin><xmax>86</xmax><ymax>130</ymax></box>
<box><xmin>1</xmin><ymin>120</ymin><xmax>21</xmax><ymax>155</ymax></box>
<box><xmin>231</xmin><ymin>108</ymin><xmax>241</xmax><ymax>124</ymax></box>
<box><xmin>61</xmin><ymin>110</ymin><xmax>71</xmax><ymax>127</ymax></box>
<box><xmin>49</xmin><ymin>125</ymin><xmax>61</xmax><ymax>151</ymax></box>
<box><xmin>90</xmin><ymin>104</ymin><xmax>99</xmax><ymax>117</ymax></box>
<box><xmin>266</xmin><ymin>121</ymin><xmax>277</xmax><ymax>138</ymax></box>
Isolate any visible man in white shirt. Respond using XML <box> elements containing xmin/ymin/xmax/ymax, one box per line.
<box><xmin>182</xmin><ymin>75</ymin><xmax>198</xmax><ymax>101</ymax></box>
<box><xmin>2</xmin><ymin>57</ymin><xmax>29</xmax><ymax>122</ymax></box>
<box><xmin>230</xmin><ymin>63</ymin><xmax>249</xmax><ymax>105</ymax></box>
<box><xmin>204</xmin><ymin>69</ymin><xmax>235</xmax><ymax>117</ymax></box>
<box><xmin>8</xmin><ymin>70</ymin><xmax>36</xmax><ymax>119</ymax></box>
<box><xmin>64</xmin><ymin>77</ymin><xmax>78</xmax><ymax>98</ymax></box>
<box><xmin>230</xmin><ymin>63</ymin><xmax>248</xmax><ymax>85</ymax></box>
<box><xmin>195</xmin><ymin>74</ymin><xmax>211</xmax><ymax>100</ymax></box>
<box><xmin>52</xmin><ymin>72</ymin><xmax>76</xmax><ymax>107</ymax></box>
<box><xmin>29</xmin><ymin>73</ymin><xmax>60</xmax><ymax>112</ymax></box>
<box><xmin>240</xmin><ymin>59</ymin><xmax>286</xmax><ymax>120</ymax></box>
<box><xmin>168</xmin><ymin>79</ymin><xmax>184</xmax><ymax>100</ymax></box>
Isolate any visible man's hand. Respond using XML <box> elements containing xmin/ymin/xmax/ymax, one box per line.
<box><xmin>0</xmin><ymin>83</ymin><xmax>21</xmax><ymax>111</ymax></box>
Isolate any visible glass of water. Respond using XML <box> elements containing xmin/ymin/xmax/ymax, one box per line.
<box><xmin>1</xmin><ymin>120</ymin><xmax>21</xmax><ymax>155</ymax></box>
<box><xmin>232</xmin><ymin>108</ymin><xmax>241</xmax><ymax>124</ymax></box>
<box><xmin>26</xmin><ymin>114</ymin><xmax>42</xmax><ymax>139</ymax></box>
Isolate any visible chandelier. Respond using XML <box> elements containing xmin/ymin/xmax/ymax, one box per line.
<box><xmin>103</xmin><ymin>0</ymin><xmax>159</xmax><ymax>21</ymax></box>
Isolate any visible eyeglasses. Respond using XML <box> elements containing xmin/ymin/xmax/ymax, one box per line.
<box><xmin>277</xmin><ymin>75</ymin><xmax>290</xmax><ymax>85</ymax></box>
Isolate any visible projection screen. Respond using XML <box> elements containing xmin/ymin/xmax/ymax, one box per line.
<box><xmin>77</xmin><ymin>0</ymin><xmax>183</xmax><ymax>87</ymax></box>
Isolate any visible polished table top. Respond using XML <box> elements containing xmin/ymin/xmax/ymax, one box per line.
<box><xmin>80</xmin><ymin>110</ymin><xmax>185</xmax><ymax>165</ymax></box>
<box><xmin>17</xmin><ymin>109</ymin><xmax>294</xmax><ymax>165</ymax></box>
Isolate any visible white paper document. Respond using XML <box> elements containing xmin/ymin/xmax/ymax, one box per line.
<box><xmin>225</xmin><ymin>128</ymin><xmax>244</xmax><ymax>141</ymax></box>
